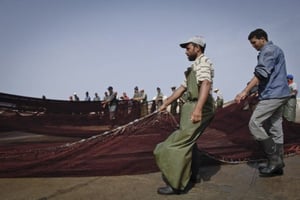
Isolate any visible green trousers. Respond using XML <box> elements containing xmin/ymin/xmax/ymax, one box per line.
<box><xmin>154</xmin><ymin>99</ymin><xmax>214</xmax><ymax>190</ymax></box>
<box><xmin>283</xmin><ymin>97</ymin><xmax>297</xmax><ymax>122</ymax></box>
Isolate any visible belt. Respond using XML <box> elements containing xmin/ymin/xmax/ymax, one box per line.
<box><xmin>187</xmin><ymin>98</ymin><xmax>198</xmax><ymax>102</ymax></box>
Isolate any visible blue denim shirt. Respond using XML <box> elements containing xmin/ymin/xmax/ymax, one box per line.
<box><xmin>254</xmin><ymin>41</ymin><xmax>290</xmax><ymax>100</ymax></box>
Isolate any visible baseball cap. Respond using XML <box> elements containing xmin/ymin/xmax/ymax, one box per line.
<box><xmin>287</xmin><ymin>74</ymin><xmax>294</xmax><ymax>80</ymax></box>
<box><xmin>180</xmin><ymin>36</ymin><xmax>206</xmax><ymax>48</ymax></box>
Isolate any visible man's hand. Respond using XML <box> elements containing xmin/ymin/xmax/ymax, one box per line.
<box><xmin>235</xmin><ymin>76</ymin><xmax>259</xmax><ymax>104</ymax></box>
<box><xmin>159</xmin><ymin>104</ymin><xmax>167</xmax><ymax>112</ymax></box>
<box><xmin>235</xmin><ymin>91</ymin><xmax>247</xmax><ymax>104</ymax></box>
<box><xmin>191</xmin><ymin>110</ymin><xmax>202</xmax><ymax>123</ymax></box>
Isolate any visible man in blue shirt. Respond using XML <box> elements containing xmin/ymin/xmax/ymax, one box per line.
<box><xmin>235</xmin><ymin>29</ymin><xmax>290</xmax><ymax>177</ymax></box>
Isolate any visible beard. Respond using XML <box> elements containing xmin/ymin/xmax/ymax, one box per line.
<box><xmin>187</xmin><ymin>53</ymin><xmax>197</xmax><ymax>61</ymax></box>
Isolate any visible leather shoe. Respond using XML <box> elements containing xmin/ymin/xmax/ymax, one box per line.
<box><xmin>157</xmin><ymin>185</ymin><xmax>179</xmax><ymax>195</ymax></box>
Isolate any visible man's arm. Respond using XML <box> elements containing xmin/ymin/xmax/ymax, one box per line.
<box><xmin>159</xmin><ymin>85</ymin><xmax>186</xmax><ymax>111</ymax></box>
<box><xmin>235</xmin><ymin>76</ymin><xmax>259</xmax><ymax>104</ymax></box>
<box><xmin>191</xmin><ymin>79</ymin><xmax>211</xmax><ymax>123</ymax></box>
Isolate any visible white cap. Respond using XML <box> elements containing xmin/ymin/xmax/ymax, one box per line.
<box><xmin>180</xmin><ymin>36</ymin><xmax>206</xmax><ymax>48</ymax></box>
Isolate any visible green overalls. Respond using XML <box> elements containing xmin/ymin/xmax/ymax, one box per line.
<box><xmin>154</xmin><ymin>67</ymin><xmax>215</xmax><ymax>190</ymax></box>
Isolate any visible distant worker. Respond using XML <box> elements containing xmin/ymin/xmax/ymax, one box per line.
<box><xmin>133</xmin><ymin>86</ymin><xmax>140</xmax><ymax>99</ymax></box>
<box><xmin>133</xmin><ymin>89</ymin><xmax>148</xmax><ymax>117</ymax></box>
<box><xmin>93</xmin><ymin>92</ymin><xmax>101</xmax><ymax>101</ymax></box>
<box><xmin>73</xmin><ymin>92</ymin><xmax>80</xmax><ymax>101</ymax></box>
<box><xmin>155</xmin><ymin>87</ymin><xmax>164</xmax><ymax>109</ymax></box>
<box><xmin>120</xmin><ymin>92</ymin><xmax>130</xmax><ymax>100</ymax></box>
<box><xmin>283</xmin><ymin>74</ymin><xmax>298</xmax><ymax>122</ymax></box>
<box><xmin>102</xmin><ymin>86</ymin><xmax>118</xmax><ymax>121</ymax></box>
<box><xmin>140</xmin><ymin>90</ymin><xmax>148</xmax><ymax>116</ymax></box>
<box><xmin>214</xmin><ymin>88</ymin><xmax>223</xmax><ymax>108</ymax></box>
<box><xmin>101</xmin><ymin>91</ymin><xmax>109</xmax><ymax>118</ymax></box>
<box><xmin>84</xmin><ymin>91</ymin><xmax>91</xmax><ymax>101</ymax></box>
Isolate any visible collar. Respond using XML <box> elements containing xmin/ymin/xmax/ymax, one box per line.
<box><xmin>195</xmin><ymin>53</ymin><xmax>204</xmax><ymax>61</ymax></box>
<box><xmin>260</xmin><ymin>41</ymin><xmax>273</xmax><ymax>51</ymax></box>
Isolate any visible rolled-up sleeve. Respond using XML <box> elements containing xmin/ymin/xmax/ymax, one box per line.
<box><xmin>254</xmin><ymin>50</ymin><xmax>274</xmax><ymax>80</ymax></box>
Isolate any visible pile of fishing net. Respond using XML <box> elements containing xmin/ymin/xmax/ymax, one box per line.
<box><xmin>0</xmin><ymin>99</ymin><xmax>299</xmax><ymax>177</ymax></box>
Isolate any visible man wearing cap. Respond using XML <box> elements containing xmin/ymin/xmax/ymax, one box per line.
<box><xmin>132</xmin><ymin>86</ymin><xmax>140</xmax><ymax>99</ymax></box>
<box><xmin>155</xmin><ymin>87</ymin><xmax>164</xmax><ymax>110</ymax></box>
<box><xmin>235</xmin><ymin>29</ymin><xmax>290</xmax><ymax>177</ymax></box>
<box><xmin>154</xmin><ymin>36</ymin><xmax>215</xmax><ymax>194</ymax></box>
<box><xmin>283</xmin><ymin>74</ymin><xmax>298</xmax><ymax>122</ymax></box>
<box><xmin>214</xmin><ymin>88</ymin><xmax>224</xmax><ymax>108</ymax></box>
<box><xmin>102</xmin><ymin>86</ymin><xmax>118</xmax><ymax>121</ymax></box>
<box><xmin>73</xmin><ymin>92</ymin><xmax>80</xmax><ymax>101</ymax></box>
<box><xmin>133</xmin><ymin>89</ymin><xmax>148</xmax><ymax>117</ymax></box>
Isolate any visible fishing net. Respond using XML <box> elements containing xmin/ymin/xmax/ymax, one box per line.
<box><xmin>0</xmin><ymin>111</ymin><xmax>178</xmax><ymax>177</ymax></box>
<box><xmin>199</xmin><ymin>97</ymin><xmax>300</xmax><ymax>163</ymax></box>
<box><xmin>0</xmin><ymin>92</ymin><xmax>299</xmax><ymax>177</ymax></box>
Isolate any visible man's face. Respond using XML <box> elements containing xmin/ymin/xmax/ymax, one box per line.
<box><xmin>185</xmin><ymin>43</ymin><xmax>199</xmax><ymax>61</ymax></box>
<box><xmin>249</xmin><ymin>37</ymin><xmax>266</xmax><ymax>51</ymax></box>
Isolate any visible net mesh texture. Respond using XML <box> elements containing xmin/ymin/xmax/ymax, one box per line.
<box><xmin>0</xmin><ymin>92</ymin><xmax>299</xmax><ymax>177</ymax></box>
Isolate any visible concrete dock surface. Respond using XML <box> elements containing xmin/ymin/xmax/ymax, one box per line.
<box><xmin>0</xmin><ymin>155</ymin><xmax>299</xmax><ymax>200</ymax></box>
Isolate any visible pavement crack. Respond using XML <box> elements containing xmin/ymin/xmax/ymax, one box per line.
<box><xmin>36</xmin><ymin>177</ymin><xmax>100</xmax><ymax>200</ymax></box>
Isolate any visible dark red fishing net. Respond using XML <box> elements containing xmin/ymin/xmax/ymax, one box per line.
<box><xmin>0</xmin><ymin>92</ymin><xmax>299</xmax><ymax>177</ymax></box>
<box><xmin>199</xmin><ymin>97</ymin><xmax>300</xmax><ymax>163</ymax></box>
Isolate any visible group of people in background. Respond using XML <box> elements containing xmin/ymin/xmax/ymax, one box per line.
<box><xmin>66</xmin><ymin>74</ymin><xmax>297</xmax><ymax>121</ymax></box>
<box><xmin>68</xmin><ymin>86</ymin><xmax>160</xmax><ymax>104</ymax></box>
<box><xmin>69</xmin><ymin>91</ymin><xmax>100</xmax><ymax>102</ymax></box>
<box><xmin>67</xmin><ymin>86</ymin><xmax>167</xmax><ymax>119</ymax></box>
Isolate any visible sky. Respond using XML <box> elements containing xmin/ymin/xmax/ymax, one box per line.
<box><xmin>0</xmin><ymin>0</ymin><xmax>299</xmax><ymax>102</ymax></box>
